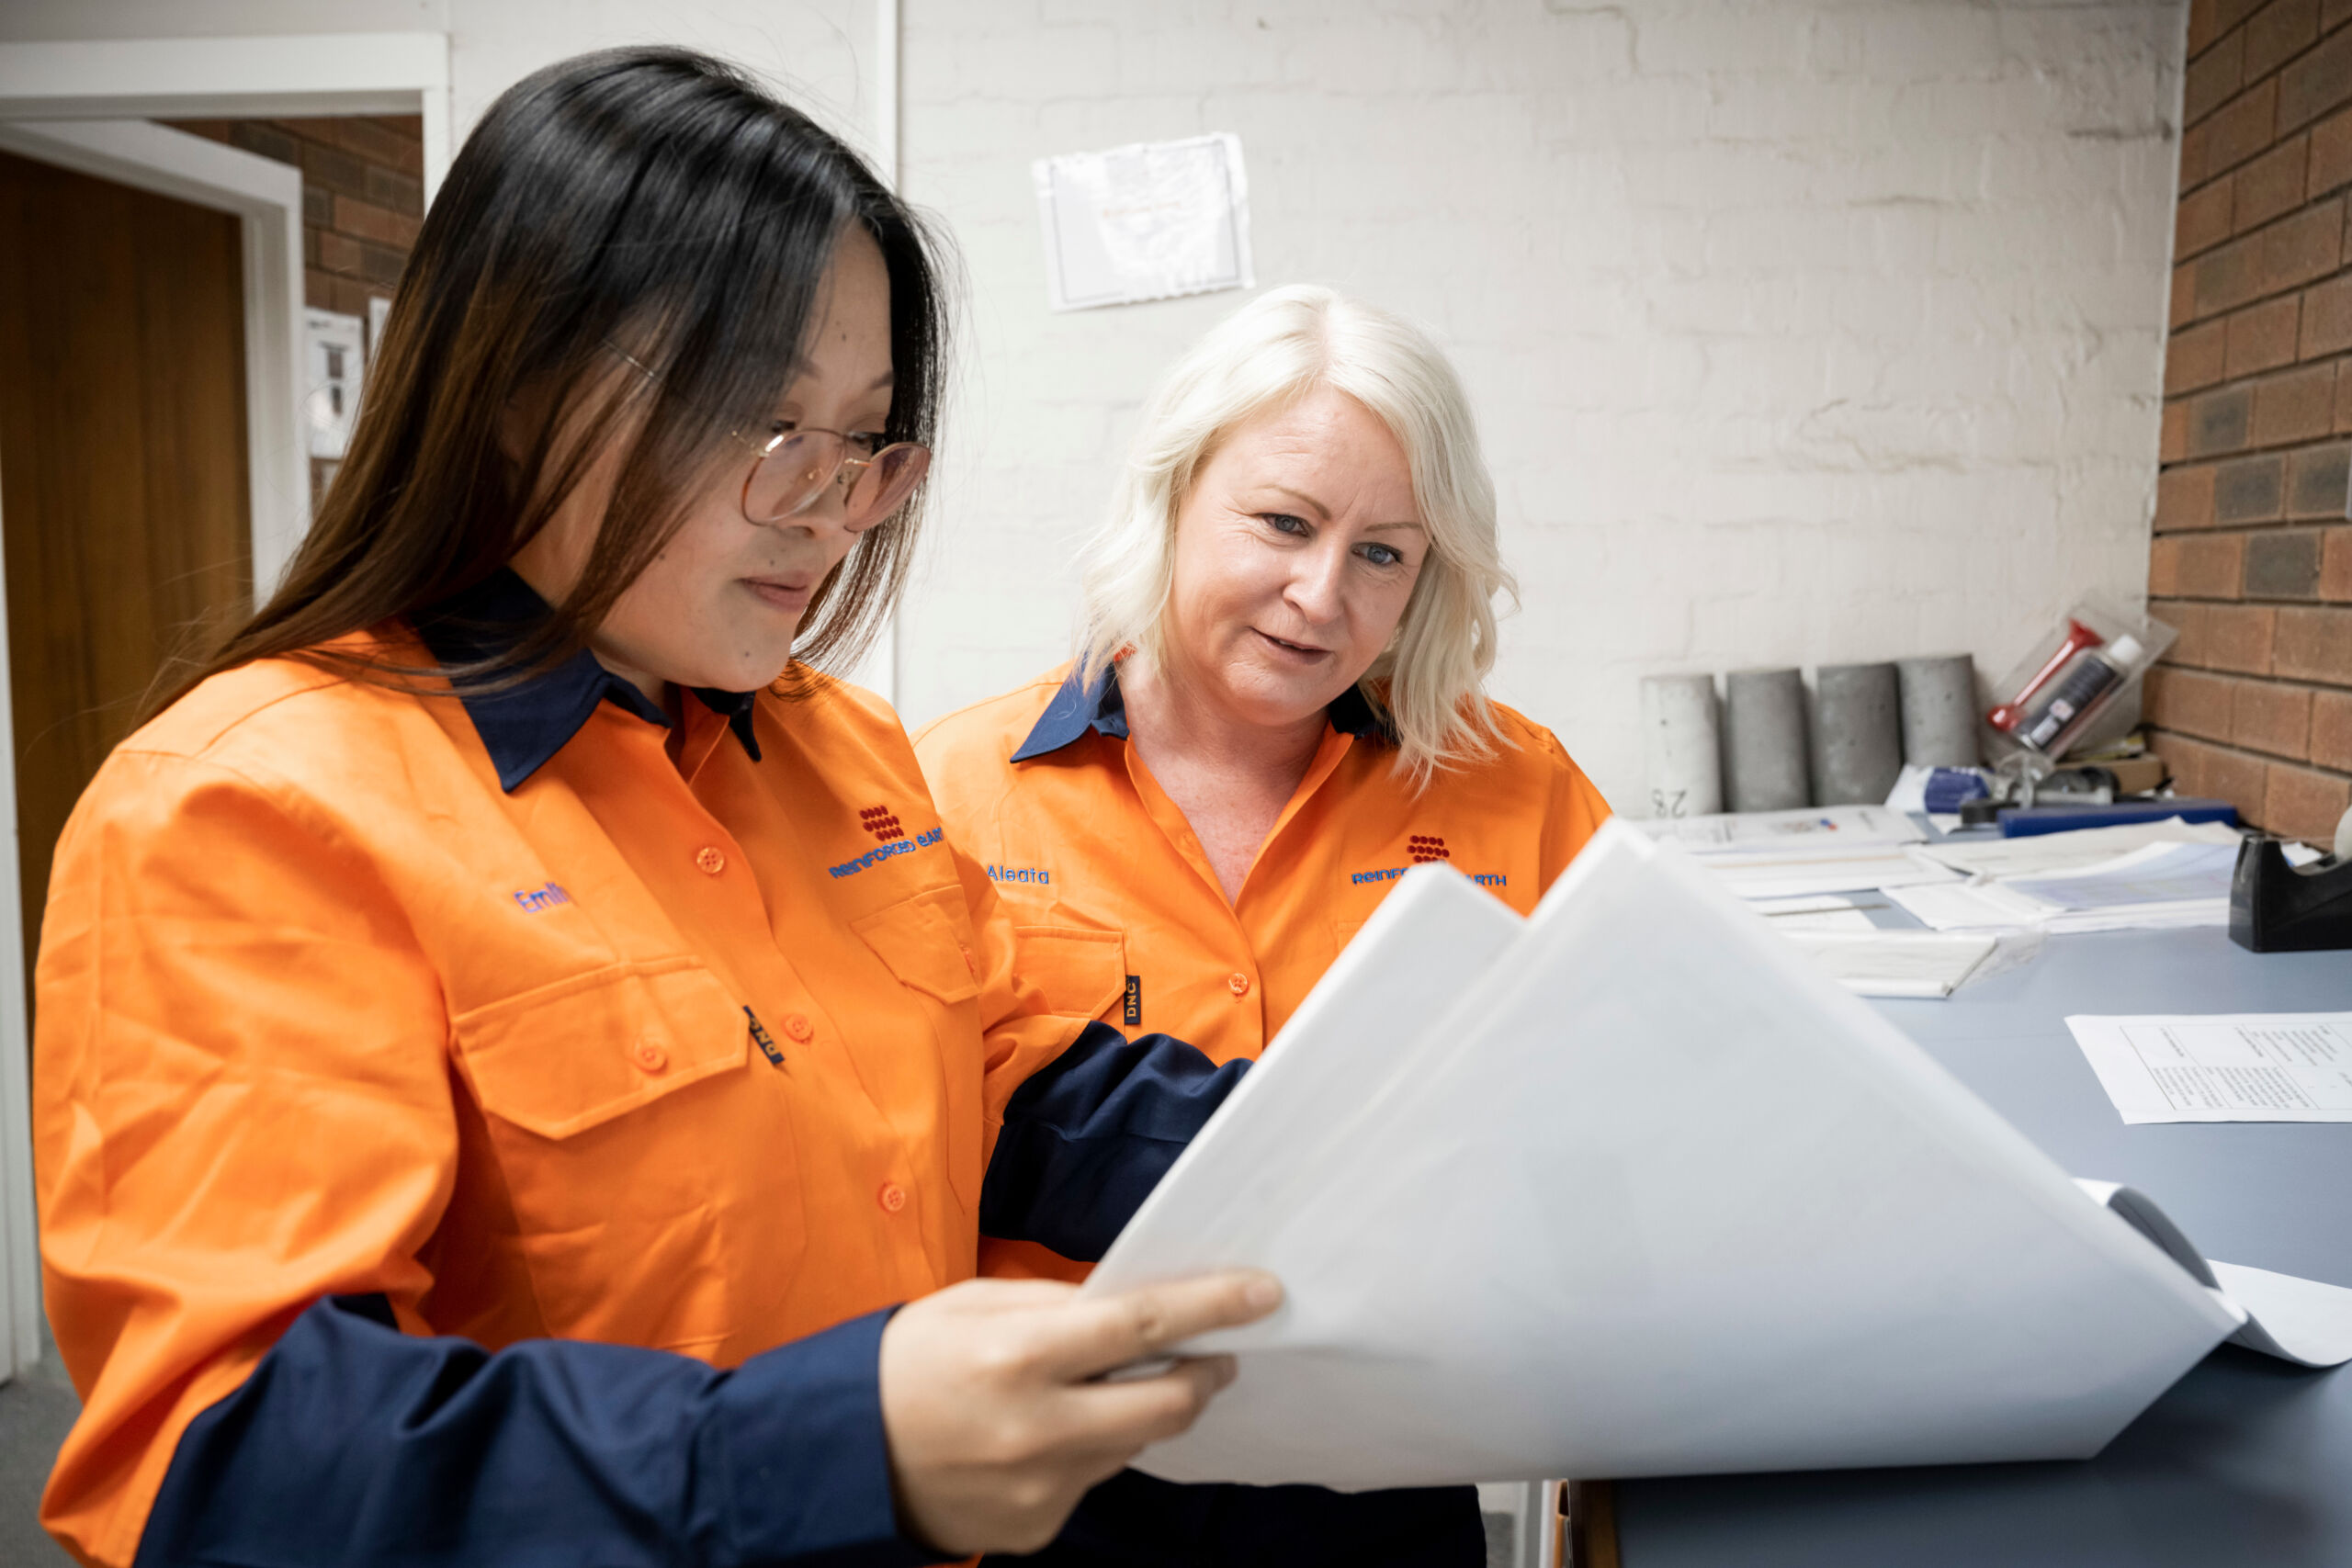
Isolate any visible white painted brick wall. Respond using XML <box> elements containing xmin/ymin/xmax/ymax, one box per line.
<box><xmin>894</xmin><ymin>0</ymin><xmax>2188</xmax><ymax>812</ymax></box>
<box><xmin>9</xmin><ymin>0</ymin><xmax>2191</xmax><ymax>814</ymax></box>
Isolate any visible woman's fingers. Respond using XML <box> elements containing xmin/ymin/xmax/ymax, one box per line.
<box><xmin>1057</xmin><ymin>1352</ymin><xmax>1241</xmax><ymax>1449</ymax></box>
<box><xmin>876</xmin><ymin>1273</ymin><xmax>1277</xmax><ymax>1557</ymax></box>
<box><xmin>1033</xmin><ymin>1269</ymin><xmax>1282</xmax><ymax>1382</ymax></box>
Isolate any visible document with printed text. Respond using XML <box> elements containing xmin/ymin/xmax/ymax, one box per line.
<box><xmin>2066</xmin><ymin>1012</ymin><xmax>2352</xmax><ymax>1124</ymax></box>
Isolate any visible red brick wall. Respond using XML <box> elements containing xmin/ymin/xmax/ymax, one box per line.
<box><xmin>162</xmin><ymin>117</ymin><xmax>423</xmax><ymax>317</ymax></box>
<box><xmin>2146</xmin><ymin>0</ymin><xmax>2352</xmax><ymax>846</ymax></box>
<box><xmin>161</xmin><ymin>116</ymin><xmax>424</xmax><ymax>505</ymax></box>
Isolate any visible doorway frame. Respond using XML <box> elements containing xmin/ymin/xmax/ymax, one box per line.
<box><xmin>0</xmin><ymin>119</ymin><xmax>310</xmax><ymax>596</ymax></box>
<box><xmin>0</xmin><ymin>30</ymin><xmax>452</xmax><ymax>1383</ymax></box>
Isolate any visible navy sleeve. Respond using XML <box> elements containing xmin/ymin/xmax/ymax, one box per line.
<box><xmin>135</xmin><ymin>1293</ymin><xmax>941</xmax><ymax>1568</ymax></box>
<box><xmin>979</xmin><ymin>1021</ymin><xmax>1248</xmax><ymax>1262</ymax></box>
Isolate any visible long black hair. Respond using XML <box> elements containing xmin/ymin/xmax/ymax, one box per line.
<box><xmin>153</xmin><ymin>45</ymin><xmax>947</xmax><ymax>714</ymax></box>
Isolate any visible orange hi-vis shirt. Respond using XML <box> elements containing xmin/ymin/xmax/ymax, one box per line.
<box><xmin>913</xmin><ymin>661</ymin><xmax>1611</xmax><ymax>1281</ymax></box>
<box><xmin>34</xmin><ymin>581</ymin><xmax>1097</xmax><ymax>1566</ymax></box>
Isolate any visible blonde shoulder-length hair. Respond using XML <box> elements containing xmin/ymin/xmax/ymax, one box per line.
<box><xmin>1076</xmin><ymin>284</ymin><xmax>1517</xmax><ymax>786</ymax></box>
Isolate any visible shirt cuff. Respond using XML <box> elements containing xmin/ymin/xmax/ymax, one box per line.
<box><xmin>707</xmin><ymin>1306</ymin><xmax>943</xmax><ymax>1567</ymax></box>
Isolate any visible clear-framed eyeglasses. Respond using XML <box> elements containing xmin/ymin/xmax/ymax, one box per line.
<box><xmin>736</xmin><ymin>423</ymin><xmax>930</xmax><ymax>530</ymax></box>
<box><xmin>604</xmin><ymin>342</ymin><xmax>929</xmax><ymax>529</ymax></box>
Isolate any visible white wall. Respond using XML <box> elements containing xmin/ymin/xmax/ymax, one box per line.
<box><xmin>894</xmin><ymin>0</ymin><xmax>2188</xmax><ymax>810</ymax></box>
<box><xmin>6</xmin><ymin>0</ymin><xmax>2189</xmax><ymax>812</ymax></box>
<box><xmin>0</xmin><ymin>2</ymin><xmax>876</xmax><ymax>160</ymax></box>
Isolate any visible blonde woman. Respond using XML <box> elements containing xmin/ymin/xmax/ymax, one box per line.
<box><xmin>915</xmin><ymin>286</ymin><xmax>1610</xmax><ymax>1567</ymax></box>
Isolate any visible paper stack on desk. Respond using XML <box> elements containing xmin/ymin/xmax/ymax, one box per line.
<box><xmin>1087</xmin><ymin>823</ymin><xmax>2349</xmax><ymax>1490</ymax></box>
<box><xmin>1635</xmin><ymin>804</ymin><xmax>1961</xmax><ymax>900</ymax></box>
<box><xmin>1892</xmin><ymin>839</ymin><xmax>2240</xmax><ymax>933</ymax></box>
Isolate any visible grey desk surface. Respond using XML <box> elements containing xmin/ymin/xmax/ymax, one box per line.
<box><xmin>1614</xmin><ymin>924</ymin><xmax>2352</xmax><ymax>1568</ymax></box>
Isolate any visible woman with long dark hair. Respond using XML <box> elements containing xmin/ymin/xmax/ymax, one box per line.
<box><xmin>34</xmin><ymin>48</ymin><xmax>1273</xmax><ymax>1567</ymax></box>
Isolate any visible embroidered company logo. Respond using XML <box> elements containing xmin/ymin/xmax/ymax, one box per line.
<box><xmin>512</xmin><ymin>883</ymin><xmax>571</xmax><ymax>913</ymax></box>
<box><xmin>831</xmin><ymin>809</ymin><xmax>944</xmax><ymax>879</ymax></box>
<box><xmin>1351</xmin><ymin>834</ymin><xmax>1507</xmax><ymax>889</ymax></box>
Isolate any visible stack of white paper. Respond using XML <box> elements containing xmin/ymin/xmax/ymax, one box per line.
<box><xmin>1891</xmin><ymin>840</ymin><xmax>2237</xmax><ymax>933</ymax></box>
<box><xmin>1636</xmin><ymin>804</ymin><xmax>1924</xmax><ymax>851</ymax></box>
<box><xmin>1088</xmin><ymin>824</ymin><xmax>2347</xmax><ymax>1489</ymax></box>
<box><xmin>1639</xmin><ymin>805</ymin><xmax>1962</xmax><ymax>900</ymax></box>
<box><xmin>1917</xmin><ymin>818</ymin><xmax>2244</xmax><ymax>879</ymax></box>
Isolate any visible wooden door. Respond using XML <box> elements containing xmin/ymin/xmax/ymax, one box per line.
<box><xmin>0</xmin><ymin>149</ymin><xmax>253</xmax><ymax>987</ymax></box>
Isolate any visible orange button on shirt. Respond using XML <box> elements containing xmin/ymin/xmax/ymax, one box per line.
<box><xmin>35</xmin><ymin>624</ymin><xmax>1076</xmax><ymax>1565</ymax></box>
<box><xmin>914</xmin><ymin>662</ymin><xmax>1611</xmax><ymax>1281</ymax></box>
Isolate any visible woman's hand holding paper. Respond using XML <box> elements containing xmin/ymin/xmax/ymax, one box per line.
<box><xmin>877</xmin><ymin>1269</ymin><xmax>1282</xmax><ymax>1554</ymax></box>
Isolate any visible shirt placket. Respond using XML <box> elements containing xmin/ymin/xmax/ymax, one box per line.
<box><xmin>681</xmin><ymin>723</ymin><xmax>947</xmax><ymax>1300</ymax></box>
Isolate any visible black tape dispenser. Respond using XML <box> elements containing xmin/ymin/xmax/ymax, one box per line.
<box><xmin>2230</xmin><ymin>837</ymin><xmax>2352</xmax><ymax>953</ymax></box>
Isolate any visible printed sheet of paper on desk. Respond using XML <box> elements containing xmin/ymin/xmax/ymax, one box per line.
<box><xmin>2066</xmin><ymin>1012</ymin><xmax>2352</xmax><ymax>1123</ymax></box>
<box><xmin>1635</xmin><ymin>804</ymin><xmax>1923</xmax><ymax>852</ymax></box>
<box><xmin>1085</xmin><ymin>823</ymin><xmax>2304</xmax><ymax>1491</ymax></box>
<box><xmin>1684</xmin><ymin>843</ymin><xmax>1962</xmax><ymax>901</ymax></box>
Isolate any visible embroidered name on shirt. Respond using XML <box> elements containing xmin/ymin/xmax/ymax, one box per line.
<box><xmin>511</xmin><ymin>883</ymin><xmax>571</xmax><ymax>912</ymax></box>
<box><xmin>988</xmin><ymin>864</ymin><xmax>1051</xmax><ymax>885</ymax></box>
<box><xmin>831</xmin><ymin>825</ymin><xmax>944</xmax><ymax>878</ymax></box>
<box><xmin>745</xmin><ymin>1006</ymin><xmax>785</xmax><ymax>1068</ymax></box>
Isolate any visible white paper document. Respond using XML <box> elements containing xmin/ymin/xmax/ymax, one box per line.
<box><xmin>1890</xmin><ymin>840</ymin><xmax>2241</xmax><ymax>934</ymax></box>
<box><xmin>1919</xmin><ymin>818</ymin><xmax>2243</xmax><ymax>879</ymax></box>
<box><xmin>2066</xmin><ymin>1012</ymin><xmax>2352</xmax><ymax>1123</ymax></box>
<box><xmin>1088</xmin><ymin>825</ymin><xmax>2268</xmax><ymax>1489</ymax></box>
<box><xmin>1785</xmin><ymin>930</ymin><xmax>1998</xmax><ymax>998</ymax></box>
<box><xmin>1636</xmin><ymin>804</ymin><xmax>1922</xmax><ymax>852</ymax></box>
<box><xmin>1762</xmin><ymin>903</ymin><xmax>1880</xmax><ymax>932</ymax></box>
<box><xmin>2001</xmin><ymin>840</ymin><xmax>2236</xmax><ymax>931</ymax></box>
<box><xmin>1033</xmin><ymin>134</ymin><xmax>1253</xmax><ymax>310</ymax></box>
<box><xmin>2075</xmin><ymin>1180</ymin><xmax>2352</xmax><ymax>1367</ymax></box>
<box><xmin>1691</xmin><ymin>843</ymin><xmax>1963</xmax><ymax>901</ymax></box>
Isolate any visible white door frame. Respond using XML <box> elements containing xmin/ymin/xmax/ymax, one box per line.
<box><xmin>0</xmin><ymin>31</ymin><xmax>452</xmax><ymax>1383</ymax></box>
<box><xmin>0</xmin><ymin>119</ymin><xmax>309</xmax><ymax>594</ymax></box>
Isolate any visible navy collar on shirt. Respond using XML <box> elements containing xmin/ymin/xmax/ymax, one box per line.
<box><xmin>1009</xmin><ymin>660</ymin><xmax>1387</xmax><ymax>763</ymax></box>
<box><xmin>413</xmin><ymin>568</ymin><xmax>762</xmax><ymax>793</ymax></box>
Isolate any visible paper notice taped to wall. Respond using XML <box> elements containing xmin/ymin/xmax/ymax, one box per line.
<box><xmin>1034</xmin><ymin>133</ymin><xmax>1253</xmax><ymax>311</ymax></box>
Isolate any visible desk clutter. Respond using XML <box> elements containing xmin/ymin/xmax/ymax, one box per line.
<box><xmin>1629</xmin><ymin>806</ymin><xmax>2303</xmax><ymax>999</ymax></box>
<box><xmin>1086</xmin><ymin>826</ymin><xmax>2352</xmax><ymax>1491</ymax></box>
<box><xmin>1644</xmin><ymin>604</ymin><xmax>2177</xmax><ymax>828</ymax></box>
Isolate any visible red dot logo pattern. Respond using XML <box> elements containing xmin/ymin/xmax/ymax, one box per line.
<box><xmin>1408</xmin><ymin>834</ymin><xmax>1450</xmax><ymax>863</ymax></box>
<box><xmin>860</xmin><ymin>806</ymin><xmax>905</xmax><ymax>842</ymax></box>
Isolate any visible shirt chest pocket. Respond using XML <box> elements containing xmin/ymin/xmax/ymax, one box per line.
<box><xmin>450</xmin><ymin>959</ymin><xmax>789</xmax><ymax>1352</ymax></box>
<box><xmin>1011</xmin><ymin>925</ymin><xmax>1126</xmax><ymax>1024</ymax></box>
<box><xmin>454</xmin><ymin>960</ymin><xmax>752</xmax><ymax>1137</ymax></box>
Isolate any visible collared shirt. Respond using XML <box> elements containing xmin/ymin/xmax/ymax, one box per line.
<box><xmin>34</xmin><ymin>592</ymin><xmax>1230</xmax><ymax>1568</ymax></box>
<box><xmin>414</xmin><ymin>569</ymin><xmax>764</xmax><ymax>788</ymax></box>
<box><xmin>914</xmin><ymin>661</ymin><xmax>1611</xmax><ymax>1281</ymax></box>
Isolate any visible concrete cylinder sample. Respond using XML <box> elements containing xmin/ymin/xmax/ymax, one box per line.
<box><xmin>1722</xmin><ymin>668</ymin><xmax>1810</xmax><ymax>813</ymax></box>
<box><xmin>1641</xmin><ymin>673</ymin><xmax>1724</xmax><ymax>818</ymax></box>
<box><xmin>1810</xmin><ymin>661</ymin><xmax>1905</xmax><ymax>806</ymax></box>
<box><xmin>1897</xmin><ymin>654</ymin><xmax>1981</xmax><ymax>768</ymax></box>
